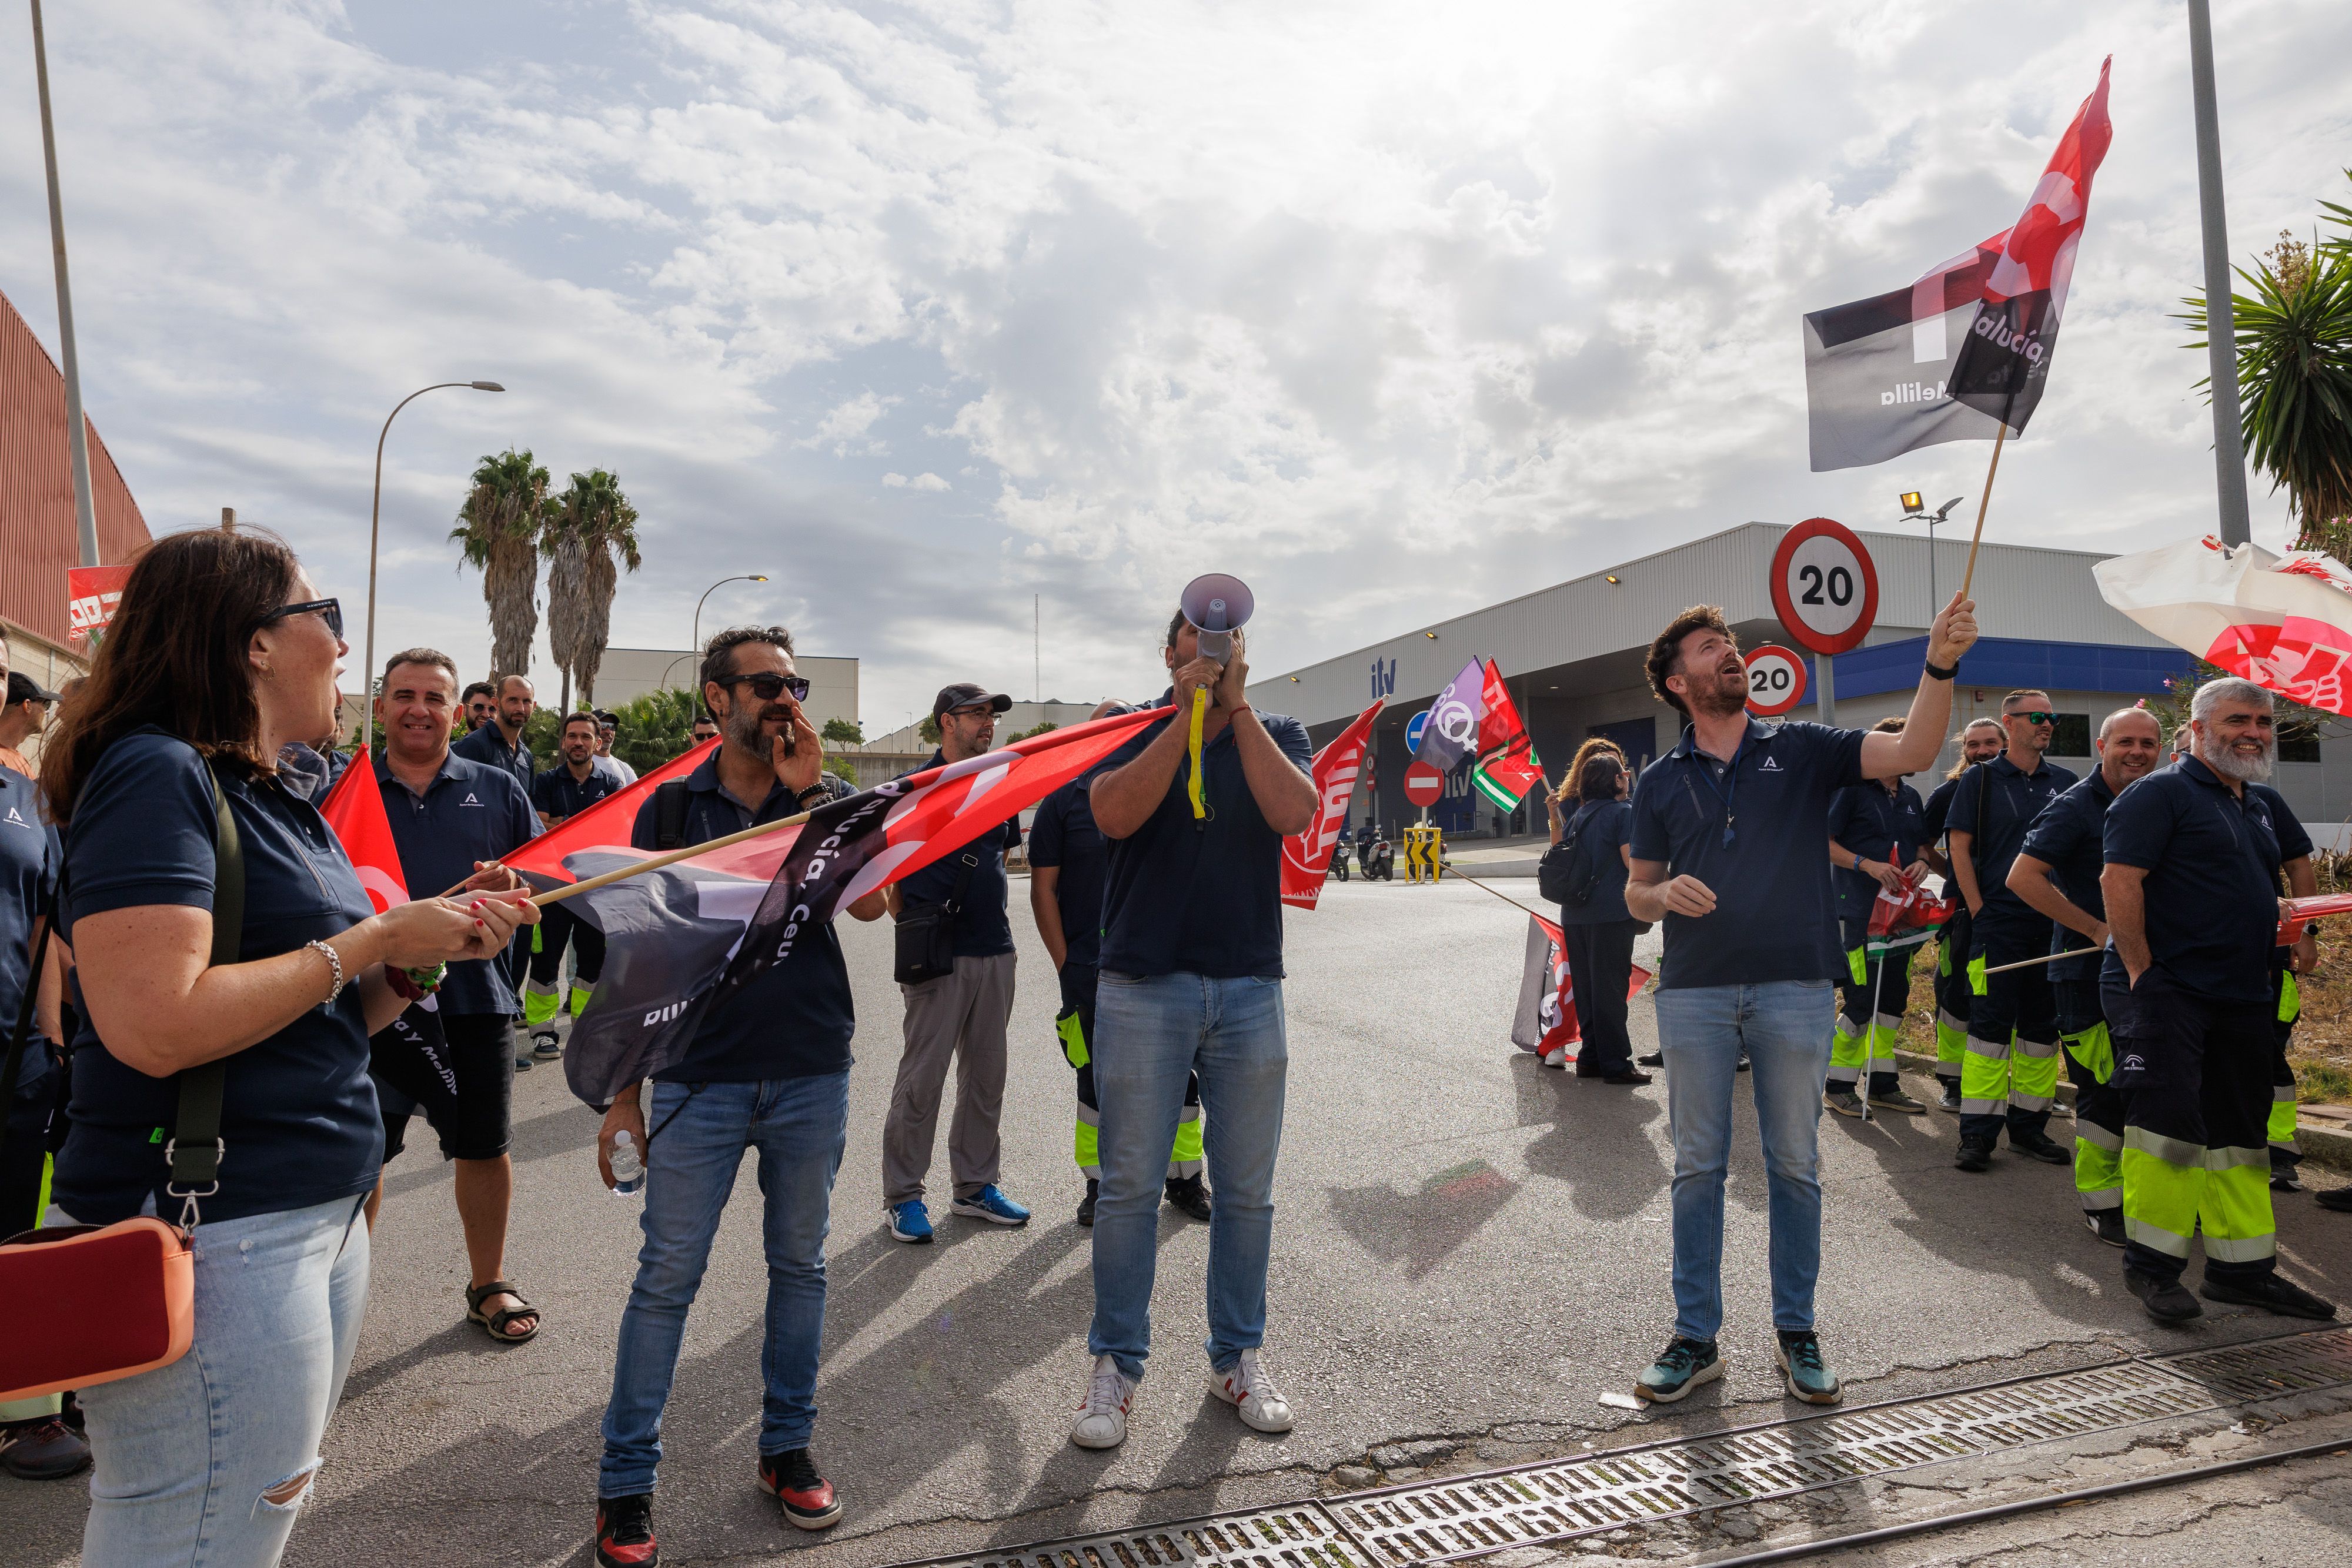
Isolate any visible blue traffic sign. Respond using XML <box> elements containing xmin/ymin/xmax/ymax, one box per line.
<box><xmin>1405</xmin><ymin>709</ymin><xmax>1430</xmax><ymax>754</ymax></box>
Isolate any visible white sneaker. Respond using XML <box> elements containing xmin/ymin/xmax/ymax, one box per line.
<box><xmin>1210</xmin><ymin>1348</ymin><xmax>1294</xmax><ymax>1433</ymax></box>
<box><xmin>1538</xmin><ymin>1046</ymin><xmax>1569</xmax><ymax>1070</ymax></box>
<box><xmin>1070</xmin><ymin>1353</ymin><xmax>1135</xmax><ymax>1449</ymax></box>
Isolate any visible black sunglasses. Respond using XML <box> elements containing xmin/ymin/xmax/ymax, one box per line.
<box><xmin>720</xmin><ymin>672</ymin><xmax>811</xmax><ymax>703</ymax></box>
<box><xmin>259</xmin><ymin>598</ymin><xmax>343</xmax><ymax>639</ymax></box>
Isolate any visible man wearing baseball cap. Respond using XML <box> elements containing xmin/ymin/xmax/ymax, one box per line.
<box><xmin>880</xmin><ymin>683</ymin><xmax>1030</xmax><ymax>1242</ymax></box>
<box><xmin>0</xmin><ymin>671</ymin><xmax>61</xmax><ymax>781</ymax></box>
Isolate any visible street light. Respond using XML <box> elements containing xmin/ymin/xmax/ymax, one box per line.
<box><xmin>691</xmin><ymin>574</ymin><xmax>769</xmax><ymax>657</ymax></box>
<box><xmin>362</xmin><ymin>380</ymin><xmax>505</xmax><ymax>745</ymax></box>
<box><xmin>1897</xmin><ymin>493</ymin><xmax>1966</xmax><ymax>629</ymax></box>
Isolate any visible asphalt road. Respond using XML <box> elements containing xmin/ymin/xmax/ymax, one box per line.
<box><xmin>14</xmin><ymin>876</ymin><xmax>2352</xmax><ymax>1565</ymax></box>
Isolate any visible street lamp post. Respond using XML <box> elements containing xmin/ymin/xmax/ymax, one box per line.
<box><xmin>362</xmin><ymin>380</ymin><xmax>504</xmax><ymax>745</ymax></box>
<box><xmin>29</xmin><ymin>0</ymin><xmax>97</xmax><ymax>567</ymax></box>
<box><xmin>1898</xmin><ymin>493</ymin><xmax>1965</xmax><ymax>630</ymax></box>
<box><xmin>691</xmin><ymin>573</ymin><xmax>770</xmax><ymax>659</ymax></box>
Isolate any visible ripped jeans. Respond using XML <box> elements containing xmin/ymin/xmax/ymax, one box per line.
<box><xmin>74</xmin><ymin>1192</ymin><xmax>371</xmax><ymax>1568</ymax></box>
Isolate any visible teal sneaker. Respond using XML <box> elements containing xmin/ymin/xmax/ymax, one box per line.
<box><xmin>887</xmin><ymin>1200</ymin><xmax>933</xmax><ymax>1244</ymax></box>
<box><xmin>951</xmin><ymin>1185</ymin><xmax>1031</xmax><ymax>1227</ymax></box>
<box><xmin>1774</xmin><ymin>1329</ymin><xmax>1842</xmax><ymax>1405</ymax></box>
<box><xmin>1633</xmin><ymin>1337</ymin><xmax>1722</xmax><ymax>1404</ymax></box>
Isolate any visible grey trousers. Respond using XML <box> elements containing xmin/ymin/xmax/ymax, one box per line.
<box><xmin>883</xmin><ymin>951</ymin><xmax>1017</xmax><ymax>1205</ymax></box>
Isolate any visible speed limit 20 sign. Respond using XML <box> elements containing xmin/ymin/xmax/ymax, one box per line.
<box><xmin>1743</xmin><ymin>645</ymin><xmax>1808</xmax><ymax>718</ymax></box>
<box><xmin>1769</xmin><ymin>517</ymin><xmax>1879</xmax><ymax>656</ymax></box>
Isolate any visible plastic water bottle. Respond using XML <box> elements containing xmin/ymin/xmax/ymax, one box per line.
<box><xmin>609</xmin><ymin>1131</ymin><xmax>644</xmax><ymax>1197</ymax></box>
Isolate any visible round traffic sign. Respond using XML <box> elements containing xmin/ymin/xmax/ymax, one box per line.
<box><xmin>1769</xmin><ymin>517</ymin><xmax>1879</xmax><ymax>656</ymax></box>
<box><xmin>1405</xmin><ymin>709</ymin><xmax>1431</xmax><ymax>754</ymax></box>
<box><xmin>1743</xmin><ymin>644</ymin><xmax>1809</xmax><ymax>718</ymax></box>
<box><xmin>1404</xmin><ymin>760</ymin><xmax>1445</xmax><ymax>807</ymax></box>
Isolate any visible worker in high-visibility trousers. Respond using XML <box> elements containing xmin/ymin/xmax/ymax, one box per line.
<box><xmin>1919</xmin><ymin>719</ymin><xmax>2006</xmax><ymax>1109</ymax></box>
<box><xmin>2007</xmin><ymin>707</ymin><xmax>2163</xmax><ymax>1246</ymax></box>
<box><xmin>2270</xmin><ymin>970</ymin><xmax>2303</xmax><ymax>1192</ymax></box>
<box><xmin>2101</xmin><ymin>678</ymin><xmax>2335</xmax><ymax>1323</ymax></box>
<box><xmin>1823</xmin><ymin>717</ymin><xmax>1930</xmax><ymax>1117</ymax></box>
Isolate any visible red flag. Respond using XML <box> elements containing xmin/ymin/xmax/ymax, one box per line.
<box><xmin>1512</xmin><ymin>913</ymin><xmax>1651</xmax><ymax>1067</ymax></box>
<box><xmin>318</xmin><ymin>755</ymin><xmax>410</xmax><ymax>914</ymax></box>
<box><xmin>1281</xmin><ymin>699</ymin><xmax>1383</xmax><ymax>911</ymax></box>
<box><xmin>66</xmin><ymin>564</ymin><xmax>130</xmax><ymax>647</ymax></box>
<box><xmin>1471</xmin><ymin>661</ymin><xmax>1544</xmax><ymax>811</ymax></box>
<box><xmin>503</xmin><ymin>737</ymin><xmax>717</xmax><ymax>885</ymax></box>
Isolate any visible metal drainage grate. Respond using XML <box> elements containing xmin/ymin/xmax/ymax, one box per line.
<box><xmin>902</xmin><ymin>1328</ymin><xmax>2352</xmax><ymax>1568</ymax></box>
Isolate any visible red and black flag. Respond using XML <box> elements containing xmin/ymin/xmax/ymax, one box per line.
<box><xmin>508</xmin><ymin>708</ymin><xmax>1167</xmax><ymax>1106</ymax></box>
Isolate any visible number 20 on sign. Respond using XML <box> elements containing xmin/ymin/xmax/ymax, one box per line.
<box><xmin>1743</xmin><ymin>645</ymin><xmax>1808</xmax><ymax>719</ymax></box>
<box><xmin>1768</xmin><ymin>517</ymin><xmax>1878</xmax><ymax>657</ymax></box>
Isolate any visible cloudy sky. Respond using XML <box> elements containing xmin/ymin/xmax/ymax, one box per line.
<box><xmin>4</xmin><ymin>1</ymin><xmax>2347</xmax><ymax>734</ymax></box>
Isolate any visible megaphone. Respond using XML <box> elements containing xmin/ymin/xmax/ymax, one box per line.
<box><xmin>1180</xmin><ymin>573</ymin><xmax>1255</xmax><ymax>664</ymax></box>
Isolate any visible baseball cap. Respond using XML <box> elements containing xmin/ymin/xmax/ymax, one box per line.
<box><xmin>6</xmin><ymin>673</ymin><xmax>61</xmax><ymax>706</ymax></box>
<box><xmin>933</xmin><ymin>683</ymin><xmax>1013</xmax><ymax>720</ymax></box>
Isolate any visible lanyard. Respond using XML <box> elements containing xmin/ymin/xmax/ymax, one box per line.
<box><xmin>1689</xmin><ymin>735</ymin><xmax>1748</xmax><ymax>849</ymax></box>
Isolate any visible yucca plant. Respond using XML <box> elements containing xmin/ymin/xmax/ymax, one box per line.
<box><xmin>450</xmin><ymin>449</ymin><xmax>552</xmax><ymax>681</ymax></box>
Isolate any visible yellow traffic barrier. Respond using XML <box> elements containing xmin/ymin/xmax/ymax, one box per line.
<box><xmin>1405</xmin><ymin>825</ymin><xmax>1444</xmax><ymax>884</ymax></box>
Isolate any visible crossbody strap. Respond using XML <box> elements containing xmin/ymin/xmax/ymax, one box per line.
<box><xmin>0</xmin><ymin>885</ymin><xmax>56</xmax><ymax>1168</ymax></box>
<box><xmin>165</xmin><ymin>763</ymin><xmax>245</xmax><ymax>1221</ymax></box>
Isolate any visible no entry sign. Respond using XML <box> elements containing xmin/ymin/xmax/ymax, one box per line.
<box><xmin>1769</xmin><ymin>517</ymin><xmax>1879</xmax><ymax>656</ymax></box>
<box><xmin>1404</xmin><ymin>760</ymin><xmax>1445</xmax><ymax>807</ymax></box>
<box><xmin>1743</xmin><ymin>644</ymin><xmax>1809</xmax><ymax>718</ymax></box>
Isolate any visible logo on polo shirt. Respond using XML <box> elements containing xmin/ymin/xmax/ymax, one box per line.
<box><xmin>1759</xmin><ymin>755</ymin><xmax>1783</xmax><ymax>773</ymax></box>
<box><xmin>2</xmin><ymin>805</ymin><xmax>31</xmax><ymax>830</ymax></box>
<box><xmin>2119</xmin><ymin>1054</ymin><xmax>2146</xmax><ymax>1074</ymax></box>
<box><xmin>460</xmin><ymin>791</ymin><xmax>485</xmax><ymax>807</ymax></box>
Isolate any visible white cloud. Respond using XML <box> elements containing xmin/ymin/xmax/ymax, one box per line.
<box><xmin>882</xmin><ymin>471</ymin><xmax>949</xmax><ymax>492</ymax></box>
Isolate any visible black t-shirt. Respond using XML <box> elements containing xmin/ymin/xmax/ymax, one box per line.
<box><xmin>894</xmin><ymin>748</ymin><xmax>1021</xmax><ymax>958</ymax></box>
<box><xmin>452</xmin><ymin>723</ymin><xmax>535</xmax><ymax>796</ymax></box>
<box><xmin>1628</xmin><ymin>718</ymin><xmax>1867</xmax><ymax>989</ymax></box>
<box><xmin>1826</xmin><ymin>779</ymin><xmax>1927</xmax><ymax>922</ymax></box>
<box><xmin>54</xmin><ymin>731</ymin><xmax>381</xmax><ymax>1225</ymax></box>
<box><xmin>1097</xmin><ymin>704</ymin><xmax>1314</xmax><ymax>978</ymax></box>
<box><xmin>0</xmin><ymin>765</ymin><xmax>60</xmax><ymax>1102</ymax></box>
<box><xmin>1028</xmin><ymin>779</ymin><xmax>1108</xmax><ymax>968</ymax></box>
<box><xmin>375</xmin><ymin>751</ymin><xmax>539</xmax><ymax>1016</ymax></box>
<box><xmin>2100</xmin><ymin>757</ymin><xmax>2306</xmax><ymax>1003</ymax></box>
<box><xmin>532</xmin><ymin>763</ymin><xmax>623</xmax><ymax>823</ymax></box>
<box><xmin>1555</xmin><ymin>798</ymin><xmax>1634</xmax><ymax>925</ymax></box>
<box><xmin>1946</xmin><ymin>753</ymin><xmax>2077</xmax><ymax>927</ymax></box>
<box><xmin>631</xmin><ymin>758</ymin><xmax>856</xmax><ymax>1082</ymax></box>
<box><xmin>2016</xmin><ymin>768</ymin><xmax>2119</xmax><ymax>982</ymax></box>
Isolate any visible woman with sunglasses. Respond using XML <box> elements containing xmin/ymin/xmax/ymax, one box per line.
<box><xmin>40</xmin><ymin>528</ymin><xmax>536</xmax><ymax>1567</ymax></box>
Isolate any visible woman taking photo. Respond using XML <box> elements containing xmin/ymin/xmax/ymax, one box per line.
<box><xmin>1546</xmin><ymin>741</ymin><xmax>1649</xmax><ymax>1085</ymax></box>
<box><xmin>41</xmin><ymin>527</ymin><xmax>535</xmax><ymax>1567</ymax></box>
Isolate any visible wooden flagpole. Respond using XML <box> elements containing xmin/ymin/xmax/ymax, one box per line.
<box><xmin>1978</xmin><ymin>944</ymin><xmax>2093</xmax><ymax>978</ymax></box>
<box><xmin>523</xmin><ymin>806</ymin><xmax>818</xmax><ymax>908</ymax></box>
<box><xmin>1957</xmin><ymin>418</ymin><xmax>2010</xmax><ymax>601</ymax></box>
<box><xmin>1437</xmin><ymin>860</ymin><xmax>1550</xmax><ymax>921</ymax></box>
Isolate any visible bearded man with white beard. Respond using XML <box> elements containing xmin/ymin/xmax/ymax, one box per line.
<box><xmin>2100</xmin><ymin>677</ymin><xmax>2338</xmax><ymax>1325</ymax></box>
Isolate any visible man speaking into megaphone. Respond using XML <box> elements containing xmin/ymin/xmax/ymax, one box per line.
<box><xmin>1067</xmin><ymin>580</ymin><xmax>1318</xmax><ymax>1453</ymax></box>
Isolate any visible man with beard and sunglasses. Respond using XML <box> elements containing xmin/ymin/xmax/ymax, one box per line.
<box><xmin>592</xmin><ymin>627</ymin><xmax>886</xmax><ymax>1562</ymax></box>
<box><xmin>2100</xmin><ymin>678</ymin><xmax>2336</xmax><ymax>1325</ymax></box>
<box><xmin>1622</xmin><ymin>591</ymin><xmax>1977</xmax><ymax>1409</ymax></box>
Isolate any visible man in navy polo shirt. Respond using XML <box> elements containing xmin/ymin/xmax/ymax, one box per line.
<box><xmin>1920</xmin><ymin>718</ymin><xmax>2006</xmax><ymax>1107</ymax></box>
<box><xmin>2006</xmin><ymin>707</ymin><xmax>2163</xmax><ymax>1245</ymax></box>
<box><xmin>2101</xmin><ymin>678</ymin><xmax>2336</xmax><ymax>1324</ymax></box>
<box><xmin>367</xmin><ymin>649</ymin><xmax>543</xmax><ymax>1346</ymax></box>
<box><xmin>455</xmin><ymin>673</ymin><xmax>540</xmax><ymax>1007</ymax></box>
<box><xmin>591</xmin><ymin>625</ymin><xmax>886</xmax><ymax>1559</ymax></box>
<box><xmin>1822</xmin><ymin>716</ymin><xmax>1930</xmax><ymax>1117</ymax></box>
<box><xmin>1946</xmin><ymin>690</ymin><xmax>2078</xmax><ymax>1172</ymax></box>
<box><xmin>1067</xmin><ymin>610</ymin><xmax>1317</xmax><ymax>1452</ymax></box>
<box><xmin>523</xmin><ymin>712</ymin><xmax>623</xmax><ymax>1058</ymax></box>
<box><xmin>1623</xmin><ymin>593</ymin><xmax>1977</xmax><ymax>1408</ymax></box>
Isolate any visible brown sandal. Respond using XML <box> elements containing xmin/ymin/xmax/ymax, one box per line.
<box><xmin>465</xmin><ymin>1280</ymin><xmax>540</xmax><ymax>1344</ymax></box>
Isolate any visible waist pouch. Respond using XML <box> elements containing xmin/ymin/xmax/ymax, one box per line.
<box><xmin>893</xmin><ymin>850</ymin><xmax>980</xmax><ymax>986</ymax></box>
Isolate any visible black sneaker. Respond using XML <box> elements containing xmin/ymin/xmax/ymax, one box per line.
<box><xmin>1633</xmin><ymin>1336</ymin><xmax>1722</xmax><ymax>1403</ymax></box>
<box><xmin>1164</xmin><ymin>1174</ymin><xmax>1212</xmax><ymax>1221</ymax></box>
<box><xmin>2271</xmin><ymin>1169</ymin><xmax>2301</xmax><ymax>1193</ymax></box>
<box><xmin>531</xmin><ymin>1028</ymin><xmax>562</xmax><ymax>1061</ymax></box>
<box><xmin>1955</xmin><ymin>1139</ymin><xmax>1994</xmax><ymax>1173</ymax></box>
<box><xmin>1600</xmin><ymin>1069</ymin><xmax>1653</xmax><ymax>1086</ymax></box>
<box><xmin>2125</xmin><ymin>1267</ymin><xmax>2202</xmax><ymax>1322</ymax></box>
<box><xmin>0</xmin><ymin>1417</ymin><xmax>91</xmax><ymax>1480</ymax></box>
<box><xmin>594</xmin><ymin>1493</ymin><xmax>659</xmax><ymax>1567</ymax></box>
<box><xmin>2009</xmin><ymin>1128</ymin><xmax>2072</xmax><ymax>1165</ymax></box>
<box><xmin>1937</xmin><ymin>1078</ymin><xmax>1962</xmax><ymax>1112</ymax></box>
<box><xmin>2085</xmin><ymin>1210</ymin><xmax>2126</xmax><ymax>1248</ymax></box>
<box><xmin>1735</xmin><ymin>1049</ymin><xmax>1750</xmax><ymax>1074</ymax></box>
<box><xmin>758</xmin><ymin>1447</ymin><xmax>843</xmax><ymax>1530</ymax></box>
<box><xmin>1077</xmin><ymin>1179</ymin><xmax>1098</xmax><ymax>1227</ymax></box>
<box><xmin>2200</xmin><ymin>1275</ymin><xmax>2339</xmax><ymax>1320</ymax></box>
<box><xmin>1637</xmin><ymin>1052</ymin><xmax>1664</xmax><ymax>1068</ymax></box>
<box><xmin>2318</xmin><ymin>1187</ymin><xmax>2352</xmax><ymax>1213</ymax></box>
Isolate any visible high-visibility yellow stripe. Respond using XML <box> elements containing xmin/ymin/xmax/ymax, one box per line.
<box><xmin>2121</xmin><ymin>1145</ymin><xmax>2200</xmax><ymax>1259</ymax></box>
<box><xmin>569</xmin><ymin>983</ymin><xmax>593</xmax><ymax>1017</ymax></box>
<box><xmin>2278</xmin><ymin>971</ymin><xmax>2301</xmax><ymax>1024</ymax></box>
<box><xmin>1967</xmin><ymin>953</ymin><xmax>1988</xmax><ymax>996</ymax></box>
<box><xmin>1074</xmin><ymin>1113</ymin><xmax>1100</xmax><ymax>1177</ymax></box>
<box><xmin>1846</xmin><ymin>946</ymin><xmax>1867</xmax><ymax>986</ymax></box>
<box><xmin>2062</xmin><ymin>1024</ymin><xmax>2113</xmax><ymax>1085</ymax></box>
<box><xmin>2269</xmin><ymin>1092</ymin><xmax>2299</xmax><ymax>1152</ymax></box>
<box><xmin>522</xmin><ymin>984</ymin><xmax>562</xmax><ymax>1027</ymax></box>
<box><xmin>2200</xmin><ymin>1158</ymin><xmax>2276</xmax><ymax>1258</ymax></box>
<box><xmin>1170</xmin><ymin>1105</ymin><xmax>1204</xmax><ymax>1176</ymax></box>
<box><xmin>2010</xmin><ymin>1042</ymin><xmax>2060</xmax><ymax>1111</ymax></box>
<box><xmin>1057</xmin><ymin>1007</ymin><xmax>1090</xmax><ymax>1070</ymax></box>
<box><xmin>1935</xmin><ymin>1014</ymin><xmax>1968</xmax><ymax>1068</ymax></box>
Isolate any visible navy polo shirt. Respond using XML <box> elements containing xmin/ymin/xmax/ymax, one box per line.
<box><xmin>53</xmin><ymin>730</ymin><xmax>380</xmax><ymax>1226</ymax></box>
<box><xmin>1826</xmin><ymin>779</ymin><xmax>1926</xmax><ymax>922</ymax></box>
<box><xmin>533</xmin><ymin>762</ymin><xmax>623</xmax><ymax>824</ymax></box>
<box><xmin>2100</xmin><ymin>757</ymin><xmax>2291</xmax><ymax>1003</ymax></box>
<box><xmin>631</xmin><ymin>757</ymin><xmax>856</xmax><ymax>1082</ymax></box>
<box><xmin>452</xmin><ymin>723</ymin><xmax>535</xmax><ymax>797</ymax></box>
<box><xmin>1029</xmin><ymin>778</ymin><xmax>1108</xmax><ymax>968</ymax></box>
<box><xmin>1921</xmin><ymin>771</ymin><xmax>1967</xmax><ymax>846</ymax></box>
<box><xmin>1628</xmin><ymin>717</ymin><xmax>1867</xmax><ymax>990</ymax></box>
<box><xmin>374</xmin><ymin>750</ymin><xmax>539</xmax><ymax>1016</ymax></box>
<box><xmin>1556</xmin><ymin>798</ymin><xmax>1635</xmax><ymax>925</ymax></box>
<box><xmin>2016</xmin><ymin>768</ymin><xmax>2120</xmax><ymax>982</ymax></box>
<box><xmin>1097</xmin><ymin>702</ymin><xmax>1313</xmax><ymax>979</ymax></box>
<box><xmin>1945</xmin><ymin>753</ymin><xmax>2077</xmax><ymax>927</ymax></box>
<box><xmin>894</xmin><ymin>748</ymin><xmax>1021</xmax><ymax>959</ymax></box>
<box><xmin>0</xmin><ymin>766</ymin><xmax>60</xmax><ymax>1102</ymax></box>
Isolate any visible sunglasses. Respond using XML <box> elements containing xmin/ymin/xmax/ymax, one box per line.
<box><xmin>2009</xmin><ymin>710</ymin><xmax>2056</xmax><ymax>726</ymax></box>
<box><xmin>259</xmin><ymin>598</ymin><xmax>343</xmax><ymax>639</ymax></box>
<box><xmin>944</xmin><ymin>703</ymin><xmax>1000</xmax><ymax>720</ymax></box>
<box><xmin>720</xmin><ymin>672</ymin><xmax>811</xmax><ymax>703</ymax></box>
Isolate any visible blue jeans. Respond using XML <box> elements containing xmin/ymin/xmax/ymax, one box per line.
<box><xmin>1088</xmin><ymin>972</ymin><xmax>1287</xmax><ymax>1383</ymax></box>
<box><xmin>1652</xmin><ymin>980</ymin><xmax>1836</xmax><ymax>1343</ymax></box>
<box><xmin>74</xmin><ymin>1193</ymin><xmax>371</xmax><ymax>1568</ymax></box>
<box><xmin>599</xmin><ymin>1073</ymin><xmax>848</xmax><ymax>1497</ymax></box>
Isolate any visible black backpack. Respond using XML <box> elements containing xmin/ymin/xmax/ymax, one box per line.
<box><xmin>1539</xmin><ymin>803</ymin><xmax>1609</xmax><ymax>908</ymax></box>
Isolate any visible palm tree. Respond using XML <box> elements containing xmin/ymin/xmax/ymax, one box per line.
<box><xmin>2182</xmin><ymin>176</ymin><xmax>2352</xmax><ymax>557</ymax></box>
<box><xmin>450</xmin><ymin>449</ymin><xmax>552</xmax><ymax>681</ymax></box>
<box><xmin>544</xmin><ymin>467</ymin><xmax>643</xmax><ymax>706</ymax></box>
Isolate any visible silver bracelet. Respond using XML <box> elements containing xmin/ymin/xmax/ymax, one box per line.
<box><xmin>303</xmin><ymin>939</ymin><xmax>347</xmax><ymax>1006</ymax></box>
